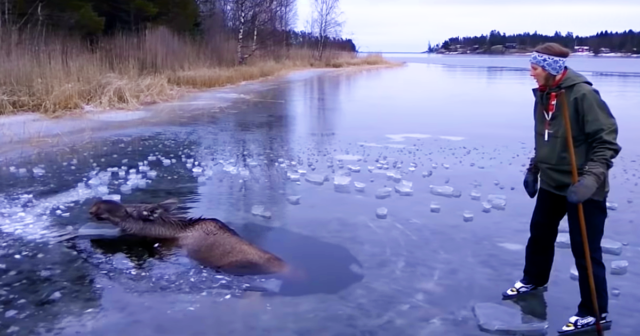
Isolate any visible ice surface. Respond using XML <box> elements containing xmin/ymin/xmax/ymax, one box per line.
<box><xmin>0</xmin><ymin>169</ymin><xmax>129</xmax><ymax>241</ymax></box>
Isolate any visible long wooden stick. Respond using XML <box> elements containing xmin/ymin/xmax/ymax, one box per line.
<box><xmin>559</xmin><ymin>90</ymin><xmax>603</xmax><ymax>336</ymax></box>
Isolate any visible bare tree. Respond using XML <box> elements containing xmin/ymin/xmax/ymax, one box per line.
<box><xmin>308</xmin><ymin>0</ymin><xmax>343</xmax><ymax>60</ymax></box>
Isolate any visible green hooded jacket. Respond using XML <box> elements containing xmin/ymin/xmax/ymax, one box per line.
<box><xmin>528</xmin><ymin>66</ymin><xmax>622</xmax><ymax>201</ymax></box>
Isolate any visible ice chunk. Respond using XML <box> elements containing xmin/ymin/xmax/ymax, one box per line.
<box><xmin>286</xmin><ymin>196</ymin><xmax>301</xmax><ymax>205</ymax></box>
<box><xmin>354</xmin><ymin>182</ymin><xmax>366</xmax><ymax>192</ymax></box>
<box><xmin>347</xmin><ymin>165</ymin><xmax>361</xmax><ymax>173</ymax></box>
<box><xmin>463</xmin><ymin>211</ymin><xmax>474</xmax><ymax>222</ymax></box>
<box><xmin>497</xmin><ymin>243</ymin><xmax>524</xmax><ymax>251</ymax></box>
<box><xmin>601</xmin><ymin>239</ymin><xmax>623</xmax><ymax>256</ymax></box>
<box><xmin>611</xmin><ymin>260</ymin><xmax>628</xmax><ymax>275</ymax></box>
<box><xmin>192</xmin><ymin>166</ymin><xmax>204</xmax><ymax>175</ymax></box>
<box><xmin>305</xmin><ymin>174</ymin><xmax>325</xmax><ymax>186</ymax></box>
<box><xmin>487</xmin><ymin>194</ymin><xmax>507</xmax><ymax>210</ymax></box>
<box><xmin>429</xmin><ymin>185</ymin><xmax>457</xmax><ymax>198</ymax></box>
<box><xmin>430</xmin><ymin>202</ymin><xmax>441</xmax><ymax>213</ymax></box>
<box><xmin>611</xmin><ymin>288</ymin><xmax>621</xmax><ymax>297</ymax></box>
<box><xmin>555</xmin><ymin>233</ymin><xmax>571</xmax><ymax>249</ymax></box>
<box><xmin>376</xmin><ymin>207</ymin><xmax>388</xmax><ymax>219</ymax></box>
<box><xmin>481</xmin><ymin>202</ymin><xmax>492</xmax><ymax>213</ymax></box>
<box><xmin>334</xmin><ymin>176</ymin><xmax>352</xmax><ymax>193</ymax></box>
<box><xmin>251</xmin><ymin>205</ymin><xmax>272</xmax><ymax>219</ymax></box>
<box><xmin>375</xmin><ymin>187</ymin><xmax>393</xmax><ymax>199</ymax></box>
<box><xmin>288</xmin><ymin>173</ymin><xmax>301</xmax><ymax>182</ymax></box>
<box><xmin>120</xmin><ymin>184</ymin><xmax>132</xmax><ymax>194</ymax></box>
<box><xmin>386</xmin><ymin>172</ymin><xmax>402</xmax><ymax>183</ymax></box>
<box><xmin>570</xmin><ymin>266</ymin><xmax>579</xmax><ymax>281</ymax></box>
<box><xmin>102</xmin><ymin>194</ymin><xmax>121</xmax><ymax>202</ymax></box>
<box><xmin>78</xmin><ymin>223</ymin><xmax>121</xmax><ymax>237</ymax></box>
<box><xmin>394</xmin><ymin>180</ymin><xmax>413</xmax><ymax>196</ymax></box>
<box><xmin>147</xmin><ymin>170</ymin><xmax>158</xmax><ymax>179</ymax></box>
<box><xmin>470</xmin><ymin>190</ymin><xmax>481</xmax><ymax>201</ymax></box>
<box><xmin>162</xmin><ymin>159</ymin><xmax>171</xmax><ymax>166</ymax></box>
<box><xmin>473</xmin><ymin>302</ymin><xmax>548</xmax><ymax>335</ymax></box>
<box><xmin>606</xmin><ymin>202</ymin><xmax>618</xmax><ymax>211</ymax></box>
<box><xmin>32</xmin><ymin>167</ymin><xmax>46</xmax><ymax>177</ymax></box>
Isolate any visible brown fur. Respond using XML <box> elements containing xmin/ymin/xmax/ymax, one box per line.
<box><xmin>89</xmin><ymin>198</ymin><xmax>292</xmax><ymax>277</ymax></box>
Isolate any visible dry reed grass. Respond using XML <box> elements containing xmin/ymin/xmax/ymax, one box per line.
<box><xmin>0</xmin><ymin>27</ymin><xmax>392</xmax><ymax>117</ymax></box>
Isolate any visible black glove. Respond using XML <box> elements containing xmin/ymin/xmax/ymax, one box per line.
<box><xmin>524</xmin><ymin>171</ymin><xmax>539</xmax><ymax>198</ymax></box>
<box><xmin>523</xmin><ymin>157</ymin><xmax>540</xmax><ymax>199</ymax></box>
<box><xmin>567</xmin><ymin>163</ymin><xmax>606</xmax><ymax>204</ymax></box>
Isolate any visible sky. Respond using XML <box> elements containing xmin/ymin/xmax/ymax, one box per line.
<box><xmin>296</xmin><ymin>0</ymin><xmax>640</xmax><ymax>52</ymax></box>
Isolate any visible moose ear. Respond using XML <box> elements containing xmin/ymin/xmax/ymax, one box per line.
<box><xmin>157</xmin><ymin>198</ymin><xmax>179</xmax><ymax>213</ymax></box>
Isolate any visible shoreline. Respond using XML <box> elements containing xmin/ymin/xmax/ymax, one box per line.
<box><xmin>1</xmin><ymin>56</ymin><xmax>401</xmax><ymax>120</ymax></box>
<box><xmin>427</xmin><ymin>52</ymin><xmax>640</xmax><ymax>58</ymax></box>
<box><xmin>0</xmin><ymin>62</ymin><xmax>403</xmax><ymax>159</ymax></box>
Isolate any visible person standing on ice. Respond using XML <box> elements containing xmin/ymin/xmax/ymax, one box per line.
<box><xmin>501</xmin><ymin>42</ymin><xmax>621</xmax><ymax>334</ymax></box>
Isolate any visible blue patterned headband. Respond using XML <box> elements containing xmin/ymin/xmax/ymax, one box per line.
<box><xmin>529</xmin><ymin>52</ymin><xmax>566</xmax><ymax>75</ymax></box>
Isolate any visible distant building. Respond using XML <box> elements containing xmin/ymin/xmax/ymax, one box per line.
<box><xmin>574</xmin><ymin>46</ymin><xmax>590</xmax><ymax>53</ymax></box>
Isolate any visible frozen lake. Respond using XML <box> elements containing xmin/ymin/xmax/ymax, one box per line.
<box><xmin>1</xmin><ymin>56</ymin><xmax>639</xmax><ymax>335</ymax></box>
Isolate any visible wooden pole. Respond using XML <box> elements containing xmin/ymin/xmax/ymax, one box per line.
<box><xmin>559</xmin><ymin>90</ymin><xmax>603</xmax><ymax>336</ymax></box>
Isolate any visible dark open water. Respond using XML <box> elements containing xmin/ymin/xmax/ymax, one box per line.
<box><xmin>0</xmin><ymin>55</ymin><xmax>639</xmax><ymax>335</ymax></box>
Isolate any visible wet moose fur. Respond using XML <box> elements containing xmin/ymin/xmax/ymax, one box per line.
<box><xmin>89</xmin><ymin>198</ymin><xmax>291</xmax><ymax>277</ymax></box>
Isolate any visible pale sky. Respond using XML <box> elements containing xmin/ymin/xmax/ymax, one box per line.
<box><xmin>296</xmin><ymin>0</ymin><xmax>640</xmax><ymax>52</ymax></box>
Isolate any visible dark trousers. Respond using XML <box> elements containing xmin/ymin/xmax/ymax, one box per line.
<box><xmin>522</xmin><ymin>187</ymin><xmax>608</xmax><ymax>317</ymax></box>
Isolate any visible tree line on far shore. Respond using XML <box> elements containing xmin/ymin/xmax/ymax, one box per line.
<box><xmin>428</xmin><ymin>30</ymin><xmax>640</xmax><ymax>54</ymax></box>
<box><xmin>0</xmin><ymin>0</ymin><xmax>355</xmax><ymax>63</ymax></box>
